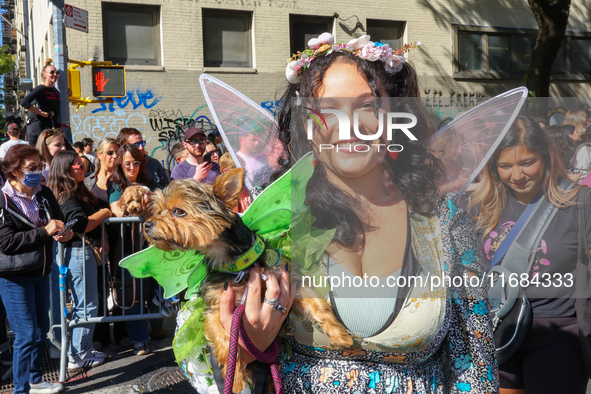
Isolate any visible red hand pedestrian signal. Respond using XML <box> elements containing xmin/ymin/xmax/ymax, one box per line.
<box><xmin>92</xmin><ymin>66</ymin><xmax>126</xmax><ymax>98</ymax></box>
<box><xmin>95</xmin><ymin>71</ymin><xmax>109</xmax><ymax>92</ymax></box>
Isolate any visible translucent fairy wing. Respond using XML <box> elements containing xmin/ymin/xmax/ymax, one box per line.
<box><xmin>429</xmin><ymin>87</ymin><xmax>528</xmax><ymax>196</ymax></box>
<box><xmin>119</xmin><ymin>245</ymin><xmax>207</xmax><ymax>299</ymax></box>
<box><xmin>199</xmin><ymin>74</ymin><xmax>284</xmax><ymax>191</ymax></box>
<box><xmin>242</xmin><ymin>153</ymin><xmax>315</xmax><ymax>257</ymax></box>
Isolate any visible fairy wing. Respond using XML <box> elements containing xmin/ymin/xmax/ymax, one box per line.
<box><xmin>199</xmin><ymin>74</ymin><xmax>283</xmax><ymax>191</ymax></box>
<box><xmin>429</xmin><ymin>87</ymin><xmax>528</xmax><ymax>196</ymax></box>
<box><xmin>119</xmin><ymin>245</ymin><xmax>207</xmax><ymax>299</ymax></box>
<box><xmin>119</xmin><ymin>154</ymin><xmax>315</xmax><ymax>297</ymax></box>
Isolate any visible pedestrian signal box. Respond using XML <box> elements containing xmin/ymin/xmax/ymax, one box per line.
<box><xmin>92</xmin><ymin>66</ymin><xmax>126</xmax><ymax>98</ymax></box>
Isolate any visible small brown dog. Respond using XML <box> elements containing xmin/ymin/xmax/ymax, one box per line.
<box><xmin>143</xmin><ymin>169</ymin><xmax>353</xmax><ymax>392</ymax></box>
<box><xmin>119</xmin><ymin>184</ymin><xmax>150</xmax><ymax>216</ymax></box>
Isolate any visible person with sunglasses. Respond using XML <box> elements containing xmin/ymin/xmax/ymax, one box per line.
<box><xmin>116</xmin><ymin>128</ymin><xmax>169</xmax><ymax>187</ymax></box>
<box><xmin>0</xmin><ymin>144</ymin><xmax>72</xmax><ymax>394</ymax></box>
<box><xmin>108</xmin><ymin>144</ymin><xmax>163</xmax><ymax>355</ymax></box>
<box><xmin>170</xmin><ymin>127</ymin><xmax>221</xmax><ymax>184</ymax></box>
<box><xmin>20</xmin><ymin>59</ymin><xmax>61</xmax><ymax>146</ymax></box>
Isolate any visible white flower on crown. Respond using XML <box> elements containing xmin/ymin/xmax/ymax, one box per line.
<box><xmin>285</xmin><ymin>32</ymin><xmax>418</xmax><ymax>84</ymax></box>
<box><xmin>308</xmin><ymin>32</ymin><xmax>335</xmax><ymax>49</ymax></box>
<box><xmin>346</xmin><ymin>35</ymin><xmax>371</xmax><ymax>51</ymax></box>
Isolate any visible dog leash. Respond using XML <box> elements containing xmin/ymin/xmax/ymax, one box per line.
<box><xmin>224</xmin><ymin>303</ymin><xmax>284</xmax><ymax>394</ymax></box>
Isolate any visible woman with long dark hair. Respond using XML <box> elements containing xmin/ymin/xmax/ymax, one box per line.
<box><xmin>469</xmin><ymin>116</ymin><xmax>591</xmax><ymax>394</ymax></box>
<box><xmin>48</xmin><ymin>151</ymin><xmax>112</xmax><ymax>370</ymax></box>
<box><xmin>216</xmin><ymin>33</ymin><xmax>497</xmax><ymax>392</ymax></box>
<box><xmin>108</xmin><ymin>143</ymin><xmax>162</xmax><ymax>355</ymax></box>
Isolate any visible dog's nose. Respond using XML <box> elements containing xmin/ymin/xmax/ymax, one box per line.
<box><xmin>144</xmin><ymin>221</ymin><xmax>154</xmax><ymax>231</ymax></box>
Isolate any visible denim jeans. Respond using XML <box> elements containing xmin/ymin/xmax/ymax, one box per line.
<box><xmin>0</xmin><ymin>275</ymin><xmax>50</xmax><ymax>394</ymax></box>
<box><xmin>63</xmin><ymin>246</ymin><xmax>99</xmax><ymax>361</ymax></box>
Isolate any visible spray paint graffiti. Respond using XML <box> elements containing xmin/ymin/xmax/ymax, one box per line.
<box><xmin>71</xmin><ymin>113</ymin><xmax>148</xmax><ymax>142</ymax></box>
<box><xmin>91</xmin><ymin>89</ymin><xmax>162</xmax><ymax>114</ymax></box>
<box><xmin>424</xmin><ymin>89</ymin><xmax>484</xmax><ymax>109</ymax></box>
<box><xmin>260</xmin><ymin>100</ymin><xmax>282</xmax><ymax>115</ymax></box>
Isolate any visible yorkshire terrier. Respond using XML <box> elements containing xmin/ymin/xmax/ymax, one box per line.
<box><xmin>143</xmin><ymin>169</ymin><xmax>353</xmax><ymax>392</ymax></box>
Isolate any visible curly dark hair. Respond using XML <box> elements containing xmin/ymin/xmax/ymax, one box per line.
<box><xmin>274</xmin><ymin>51</ymin><xmax>443</xmax><ymax>249</ymax></box>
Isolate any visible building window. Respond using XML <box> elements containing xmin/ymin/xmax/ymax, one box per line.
<box><xmin>454</xmin><ymin>25</ymin><xmax>590</xmax><ymax>80</ymax></box>
<box><xmin>289</xmin><ymin>15</ymin><xmax>332</xmax><ymax>55</ymax></box>
<box><xmin>203</xmin><ymin>9</ymin><xmax>252</xmax><ymax>68</ymax></box>
<box><xmin>102</xmin><ymin>4</ymin><xmax>161</xmax><ymax>66</ymax></box>
<box><xmin>367</xmin><ymin>19</ymin><xmax>405</xmax><ymax>50</ymax></box>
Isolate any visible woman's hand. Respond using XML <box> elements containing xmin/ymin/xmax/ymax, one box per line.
<box><xmin>40</xmin><ymin>110</ymin><xmax>54</xmax><ymax>118</ymax></box>
<box><xmin>220</xmin><ymin>264</ymin><xmax>295</xmax><ymax>361</ymax></box>
<box><xmin>54</xmin><ymin>229</ymin><xmax>73</xmax><ymax>242</ymax></box>
<box><xmin>44</xmin><ymin>219</ymin><xmax>63</xmax><ymax>236</ymax></box>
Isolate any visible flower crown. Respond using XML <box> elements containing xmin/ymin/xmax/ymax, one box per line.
<box><xmin>285</xmin><ymin>32</ymin><xmax>421</xmax><ymax>84</ymax></box>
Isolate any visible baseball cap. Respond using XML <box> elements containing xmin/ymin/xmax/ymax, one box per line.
<box><xmin>7</xmin><ymin>124</ymin><xmax>18</xmax><ymax>132</ymax></box>
<box><xmin>184</xmin><ymin>127</ymin><xmax>206</xmax><ymax>141</ymax></box>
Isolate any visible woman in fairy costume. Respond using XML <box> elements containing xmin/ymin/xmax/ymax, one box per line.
<box><xmin>217</xmin><ymin>33</ymin><xmax>498</xmax><ymax>392</ymax></box>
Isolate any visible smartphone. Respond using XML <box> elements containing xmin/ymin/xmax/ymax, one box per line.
<box><xmin>58</xmin><ymin>218</ymin><xmax>78</xmax><ymax>235</ymax></box>
<box><xmin>202</xmin><ymin>152</ymin><xmax>212</xmax><ymax>164</ymax></box>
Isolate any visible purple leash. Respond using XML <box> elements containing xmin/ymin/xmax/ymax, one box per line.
<box><xmin>223</xmin><ymin>304</ymin><xmax>284</xmax><ymax>394</ymax></box>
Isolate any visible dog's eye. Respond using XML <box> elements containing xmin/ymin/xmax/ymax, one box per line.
<box><xmin>172</xmin><ymin>208</ymin><xmax>187</xmax><ymax>217</ymax></box>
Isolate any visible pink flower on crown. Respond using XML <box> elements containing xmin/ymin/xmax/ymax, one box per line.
<box><xmin>384</xmin><ymin>55</ymin><xmax>405</xmax><ymax>74</ymax></box>
<box><xmin>308</xmin><ymin>32</ymin><xmax>334</xmax><ymax>50</ymax></box>
<box><xmin>358</xmin><ymin>42</ymin><xmax>382</xmax><ymax>61</ymax></box>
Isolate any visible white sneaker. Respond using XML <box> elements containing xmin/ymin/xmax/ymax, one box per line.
<box><xmin>29</xmin><ymin>381</ymin><xmax>63</xmax><ymax>393</ymax></box>
<box><xmin>67</xmin><ymin>353</ymin><xmax>105</xmax><ymax>370</ymax></box>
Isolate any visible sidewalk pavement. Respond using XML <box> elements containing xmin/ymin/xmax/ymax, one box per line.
<box><xmin>0</xmin><ymin>317</ymin><xmax>196</xmax><ymax>394</ymax></box>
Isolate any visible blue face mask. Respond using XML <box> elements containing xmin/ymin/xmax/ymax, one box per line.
<box><xmin>20</xmin><ymin>171</ymin><xmax>43</xmax><ymax>188</ymax></box>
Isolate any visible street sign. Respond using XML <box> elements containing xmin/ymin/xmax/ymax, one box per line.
<box><xmin>92</xmin><ymin>66</ymin><xmax>126</xmax><ymax>98</ymax></box>
<box><xmin>65</xmin><ymin>4</ymin><xmax>88</xmax><ymax>33</ymax></box>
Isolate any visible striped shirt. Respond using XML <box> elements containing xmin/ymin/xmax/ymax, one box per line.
<box><xmin>1</xmin><ymin>181</ymin><xmax>47</xmax><ymax>226</ymax></box>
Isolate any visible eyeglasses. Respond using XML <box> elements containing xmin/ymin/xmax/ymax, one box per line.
<box><xmin>123</xmin><ymin>161</ymin><xmax>141</xmax><ymax>168</ymax></box>
<box><xmin>208</xmin><ymin>150</ymin><xmax>220</xmax><ymax>156</ymax></box>
<box><xmin>48</xmin><ymin>70</ymin><xmax>60</xmax><ymax>76</ymax></box>
<box><xmin>20</xmin><ymin>165</ymin><xmax>42</xmax><ymax>172</ymax></box>
<box><xmin>134</xmin><ymin>141</ymin><xmax>146</xmax><ymax>148</ymax></box>
<box><xmin>45</xmin><ymin>128</ymin><xmax>63</xmax><ymax>138</ymax></box>
<box><xmin>106</xmin><ymin>150</ymin><xmax>118</xmax><ymax>156</ymax></box>
<box><xmin>185</xmin><ymin>139</ymin><xmax>207</xmax><ymax>146</ymax></box>
<box><xmin>71</xmin><ymin>162</ymin><xmax>85</xmax><ymax>169</ymax></box>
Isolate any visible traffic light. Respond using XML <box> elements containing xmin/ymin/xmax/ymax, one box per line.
<box><xmin>68</xmin><ymin>67</ymin><xmax>81</xmax><ymax>99</ymax></box>
<box><xmin>92</xmin><ymin>66</ymin><xmax>126</xmax><ymax>98</ymax></box>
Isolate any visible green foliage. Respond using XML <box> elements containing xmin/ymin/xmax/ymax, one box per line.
<box><xmin>0</xmin><ymin>45</ymin><xmax>13</xmax><ymax>75</ymax></box>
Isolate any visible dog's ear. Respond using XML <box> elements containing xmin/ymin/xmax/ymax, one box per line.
<box><xmin>212</xmin><ymin>168</ymin><xmax>245</xmax><ymax>209</ymax></box>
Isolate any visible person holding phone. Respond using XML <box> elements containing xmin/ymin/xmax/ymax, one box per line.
<box><xmin>170</xmin><ymin>127</ymin><xmax>221</xmax><ymax>184</ymax></box>
<box><xmin>0</xmin><ymin>144</ymin><xmax>72</xmax><ymax>394</ymax></box>
<box><xmin>48</xmin><ymin>151</ymin><xmax>112</xmax><ymax>370</ymax></box>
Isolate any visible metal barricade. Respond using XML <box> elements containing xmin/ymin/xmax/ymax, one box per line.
<box><xmin>50</xmin><ymin>217</ymin><xmax>168</xmax><ymax>382</ymax></box>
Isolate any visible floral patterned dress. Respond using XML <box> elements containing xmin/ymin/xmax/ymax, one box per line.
<box><xmin>280</xmin><ymin>195</ymin><xmax>499</xmax><ymax>393</ymax></box>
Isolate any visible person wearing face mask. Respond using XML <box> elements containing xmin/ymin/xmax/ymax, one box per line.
<box><xmin>0</xmin><ymin>144</ymin><xmax>73</xmax><ymax>394</ymax></box>
<box><xmin>20</xmin><ymin>59</ymin><xmax>61</xmax><ymax>146</ymax></box>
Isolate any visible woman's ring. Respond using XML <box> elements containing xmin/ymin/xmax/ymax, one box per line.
<box><xmin>276</xmin><ymin>304</ymin><xmax>287</xmax><ymax>314</ymax></box>
<box><xmin>264</xmin><ymin>297</ymin><xmax>278</xmax><ymax>307</ymax></box>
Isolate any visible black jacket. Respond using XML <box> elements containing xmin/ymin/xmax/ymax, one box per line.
<box><xmin>0</xmin><ymin>185</ymin><xmax>64</xmax><ymax>277</ymax></box>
